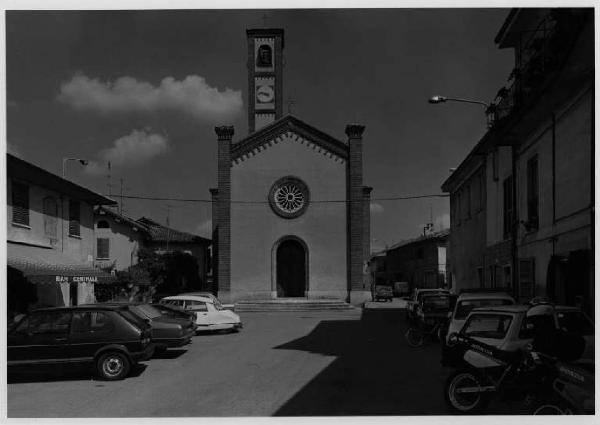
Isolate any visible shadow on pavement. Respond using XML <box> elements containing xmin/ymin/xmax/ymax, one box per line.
<box><xmin>7</xmin><ymin>363</ymin><xmax>147</xmax><ymax>384</ymax></box>
<box><xmin>152</xmin><ymin>349</ymin><xmax>188</xmax><ymax>359</ymax></box>
<box><xmin>272</xmin><ymin>309</ymin><xmax>451</xmax><ymax>416</ymax></box>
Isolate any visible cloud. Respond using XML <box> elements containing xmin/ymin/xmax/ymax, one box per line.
<box><xmin>85</xmin><ymin>129</ymin><xmax>169</xmax><ymax>174</ymax></box>
<box><xmin>58</xmin><ymin>74</ymin><xmax>242</xmax><ymax>121</ymax></box>
<box><xmin>195</xmin><ymin>219</ymin><xmax>213</xmax><ymax>238</ymax></box>
<box><xmin>370</xmin><ymin>202</ymin><xmax>384</xmax><ymax>214</ymax></box>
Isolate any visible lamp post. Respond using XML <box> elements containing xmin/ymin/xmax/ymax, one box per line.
<box><xmin>428</xmin><ymin>95</ymin><xmax>496</xmax><ymax>127</ymax></box>
<box><xmin>62</xmin><ymin>158</ymin><xmax>89</xmax><ymax>178</ymax></box>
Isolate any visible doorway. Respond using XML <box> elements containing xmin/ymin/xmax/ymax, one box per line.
<box><xmin>276</xmin><ymin>238</ymin><xmax>307</xmax><ymax>297</ymax></box>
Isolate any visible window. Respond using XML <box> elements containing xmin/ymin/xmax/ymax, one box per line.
<box><xmin>97</xmin><ymin>238</ymin><xmax>110</xmax><ymax>259</ymax></box>
<box><xmin>488</xmin><ymin>265</ymin><xmax>497</xmax><ymax>288</ymax></box>
<box><xmin>186</xmin><ymin>301</ymin><xmax>208</xmax><ymax>312</ymax></box>
<box><xmin>466</xmin><ymin>185</ymin><xmax>471</xmax><ymax>218</ymax></box>
<box><xmin>43</xmin><ymin>197</ymin><xmax>58</xmax><ymax>238</ymax></box>
<box><xmin>28</xmin><ymin>311</ymin><xmax>72</xmax><ymax>334</ymax></box>
<box><xmin>11</xmin><ymin>181</ymin><xmax>29</xmax><ymax>226</ymax></box>
<box><xmin>462</xmin><ymin>314</ymin><xmax>513</xmax><ymax>340</ymax></box>
<box><xmin>477</xmin><ymin>267</ymin><xmax>484</xmax><ymax>287</ymax></box>
<box><xmin>69</xmin><ymin>200</ymin><xmax>81</xmax><ymax>237</ymax></box>
<box><xmin>503</xmin><ymin>176</ymin><xmax>513</xmax><ymax>239</ymax></box>
<box><xmin>97</xmin><ymin>220</ymin><xmax>110</xmax><ymax>229</ymax></box>
<box><xmin>492</xmin><ymin>149</ymin><xmax>499</xmax><ymax>181</ymax></box>
<box><xmin>457</xmin><ymin>192</ymin><xmax>462</xmax><ymax>225</ymax></box>
<box><xmin>416</xmin><ymin>248</ymin><xmax>424</xmax><ymax>260</ymax></box>
<box><xmin>526</xmin><ymin>155</ymin><xmax>539</xmax><ymax>230</ymax></box>
<box><xmin>503</xmin><ymin>265</ymin><xmax>512</xmax><ymax>289</ymax></box>
<box><xmin>519</xmin><ymin>258</ymin><xmax>535</xmax><ymax>299</ymax></box>
<box><xmin>71</xmin><ymin>311</ymin><xmax>114</xmax><ymax>334</ymax></box>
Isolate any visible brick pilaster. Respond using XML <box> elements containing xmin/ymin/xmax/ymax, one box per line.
<box><xmin>209</xmin><ymin>188</ymin><xmax>219</xmax><ymax>294</ymax></box>
<box><xmin>362</xmin><ymin>186</ymin><xmax>373</xmax><ymax>275</ymax></box>
<box><xmin>346</xmin><ymin>124</ymin><xmax>369</xmax><ymax>304</ymax></box>
<box><xmin>215</xmin><ymin>126</ymin><xmax>234</xmax><ymax>300</ymax></box>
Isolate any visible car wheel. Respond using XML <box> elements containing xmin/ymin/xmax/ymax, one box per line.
<box><xmin>444</xmin><ymin>369</ymin><xmax>490</xmax><ymax>414</ymax></box>
<box><xmin>405</xmin><ymin>328</ymin><xmax>425</xmax><ymax>347</ymax></box>
<box><xmin>96</xmin><ymin>351</ymin><xmax>130</xmax><ymax>381</ymax></box>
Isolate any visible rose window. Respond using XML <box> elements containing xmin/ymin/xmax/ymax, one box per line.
<box><xmin>269</xmin><ymin>177</ymin><xmax>310</xmax><ymax>219</ymax></box>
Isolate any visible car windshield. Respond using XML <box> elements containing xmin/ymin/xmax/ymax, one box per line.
<box><xmin>557</xmin><ymin>311</ymin><xmax>594</xmax><ymax>336</ymax></box>
<box><xmin>131</xmin><ymin>304</ymin><xmax>162</xmax><ymax>319</ymax></box>
<box><xmin>422</xmin><ymin>295</ymin><xmax>450</xmax><ymax>309</ymax></box>
<box><xmin>462</xmin><ymin>314</ymin><xmax>513</xmax><ymax>340</ymax></box>
<box><xmin>455</xmin><ymin>298</ymin><xmax>514</xmax><ymax>320</ymax></box>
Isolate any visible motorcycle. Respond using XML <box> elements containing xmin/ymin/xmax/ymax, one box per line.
<box><xmin>443</xmin><ymin>333</ymin><xmax>552</xmax><ymax>414</ymax></box>
<box><xmin>530</xmin><ymin>352</ymin><xmax>595</xmax><ymax>415</ymax></box>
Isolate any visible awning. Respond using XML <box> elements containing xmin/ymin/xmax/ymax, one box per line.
<box><xmin>7</xmin><ymin>242</ymin><xmax>116</xmax><ymax>284</ymax></box>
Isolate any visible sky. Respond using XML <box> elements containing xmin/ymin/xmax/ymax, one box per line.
<box><xmin>6</xmin><ymin>8</ymin><xmax>514</xmax><ymax>252</ymax></box>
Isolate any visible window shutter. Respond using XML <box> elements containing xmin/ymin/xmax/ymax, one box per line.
<box><xmin>69</xmin><ymin>200</ymin><xmax>81</xmax><ymax>236</ymax></box>
<box><xmin>12</xmin><ymin>182</ymin><xmax>30</xmax><ymax>226</ymax></box>
<box><xmin>97</xmin><ymin>238</ymin><xmax>110</xmax><ymax>259</ymax></box>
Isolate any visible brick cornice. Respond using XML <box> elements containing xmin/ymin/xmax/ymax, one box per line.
<box><xmin>232</xmin><ymin>115</ymin><xmax>348</xmax><ymax>161</ymax></box>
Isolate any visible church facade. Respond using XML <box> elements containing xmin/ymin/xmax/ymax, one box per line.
<box><xmin>211</xmin><ymin>28</ymin><xmax>372</xmax><ymax>305</ymax></box>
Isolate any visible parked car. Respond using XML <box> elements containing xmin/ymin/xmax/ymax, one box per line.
<box><xmin>407</xmin><ymin>288</ymin><xmax>449</xmax><ymax>322</ymax></box>
<box><xmin>160</xmin><ymin>295</ymin><xmax>242</xmax><ymax>332</ymax></box>
<box><xmin>8</xmin><ymin>305</ymin><xmax>153</xmax><ymax>380</ymax></box>
<box><xmin>151</xmin><ymin>303</ymin><xmax>198</xmax><ymax>332</ymax></box>
<box><xmin>178</xmin><ymin>291</ymin><xmax>235</xmax><ymax>311</ymax></box>
<box><xmin>393</xmin><ymin>282</ymin><xmax>410</xmax><ymax>297</ymax></box>
<box><xmin>443</xmin><ymin>291</ymin><xmax>515</xmax><ymax>344</ymax></box>
<box><xmin>374</xmin><ymin>285</ymin><xmax>393</xmax><ymax>302</ymax></box>
<box><xmin>441</xmin><ymin>304</ymin><xmax>593</xmax><ymax>367</ymax></box>
<box><xmin>99</xmin><ymin>303</ymin><xmax>195</xmax><ymax>352</ymax></box>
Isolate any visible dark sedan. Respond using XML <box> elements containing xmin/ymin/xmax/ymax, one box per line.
<box><xmin>98</xmin><ymin>303</ymin><xmax>195</xmax><ymax>353</ymax></box>
<box><xmin>8</xmin><ymin>305</ymin><xmax>153</xmax><ymax>380</ymax></box>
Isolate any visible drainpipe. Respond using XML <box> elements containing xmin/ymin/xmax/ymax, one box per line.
<box><xmin>511</xmin><ymin>142</ymin><xmax>519</xmax><ymax>301</ymax></box>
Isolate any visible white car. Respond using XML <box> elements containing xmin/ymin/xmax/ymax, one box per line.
<box><xmin>178</xmin><ymin>291</ymin><xmax>235</xmax><ymax>311</ymax></box>
<box><xmin>160</xmin><ymin>295</ymin><xmax>242</xmax><ymax>332</ymax></box>
<box><xmin>444</xmin><ymin>291</ymin><xmax>515</xmax><ymax>344</ymax></box>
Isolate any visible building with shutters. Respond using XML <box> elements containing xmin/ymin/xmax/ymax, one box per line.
<box><xmin>442</xmin><ymin>9</ymin><xmax>593</xmax><ymax>315</ymax></box>
<box><xmin>211</xmin><ymin>27</ymin><xmax>372</xmax><ymax>304</ymax></box>
<box><xmin>7</xmin><ymin>154</ymin><xmax>117</xmax><ymax>314</ymax></box>
<box><xmin>93</xmin><ymin>207</ymin><xmax>211</xmax><ymax>287</ymax></box>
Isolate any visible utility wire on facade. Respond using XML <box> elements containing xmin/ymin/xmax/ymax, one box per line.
<box><xmin>109</xmin><ymin>193</ymin><xmax>449</xmax><ymax>204</ymax></box>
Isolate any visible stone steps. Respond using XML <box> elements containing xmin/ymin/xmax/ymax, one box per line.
<box><xmin>234</xmin><ymin>299</ymin><xmax>355</xmax><ymax>312</ymax></box>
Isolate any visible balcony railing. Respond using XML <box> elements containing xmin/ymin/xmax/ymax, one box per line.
<box><xmin>490</xmin><ymin>10</ymin><xmax>585</xmax><ymax>125</ymax></box>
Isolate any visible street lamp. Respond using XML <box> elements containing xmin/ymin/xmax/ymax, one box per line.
<box><xmin>62</xmin><ymin>158</ymin><xmax>89</xmax><ymax>178</ymax></box>
<box><xmin>428</xmin><ymin>95</ymin><xmax>496</xmax><ymax>127</ymax></box>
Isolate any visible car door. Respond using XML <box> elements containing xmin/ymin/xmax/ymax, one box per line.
<box><xmin>189</xmin><ymin>302</ymin><xmax>210</xmax><ymax>328</ymax></box>
<box><xmin>68</xmin><ymin>310</ymin><xmax>117</xmax><ymax>361</ymax></box>
<box><xmin>8</xmin><ymin>310</ymin><xmax>72</xmax><ymax>365</ymax></box>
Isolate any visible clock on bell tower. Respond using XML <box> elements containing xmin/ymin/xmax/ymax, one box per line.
<box><xmin>247</xmin><ymin>28</ymin><xmax>284</xmax><ymax>133</ymax></box>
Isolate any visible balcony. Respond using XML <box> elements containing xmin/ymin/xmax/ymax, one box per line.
<box><xmin>490</xmin><ymin>10</ymin><xmax>586</xmax><ymax>126</ymax></box>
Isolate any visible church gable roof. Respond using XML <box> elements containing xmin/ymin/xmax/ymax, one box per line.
<box><xmin>231</xmin><ymin>115</ymin><xmax>348</xmax><ymax>162</ymax></box>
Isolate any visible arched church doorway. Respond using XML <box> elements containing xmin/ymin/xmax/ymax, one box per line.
<box><xmin>275</xmin><ymin>238</ymin><xmax>307</xmax><ymax>297</ymax></box>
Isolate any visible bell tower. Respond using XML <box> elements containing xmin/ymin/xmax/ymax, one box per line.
<box><xmin>246</xmin><ymin>28</ymin><xmax>284</xmax><ymax>133</ymax></box>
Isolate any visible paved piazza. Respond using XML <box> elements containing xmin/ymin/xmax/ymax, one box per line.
<box><xmin>8</xmin><ymin>309</ymin><xmax>515</xmax><ymax>417</ymax></box>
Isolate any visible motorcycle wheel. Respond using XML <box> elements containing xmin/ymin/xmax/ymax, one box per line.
<box><xmin>444</xmin><ymin>369</ymin><xmax>490</xmax><ymax>414</ymax></box>
<box><xmin>533</xmin><ymin>404</ymin><xmax>570</xmax><ymax>415</ymax></box>
<box><xmin>405</xmin><ymin>328</ymin><xmax>424</xmax><ymax>347</ymax></box>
